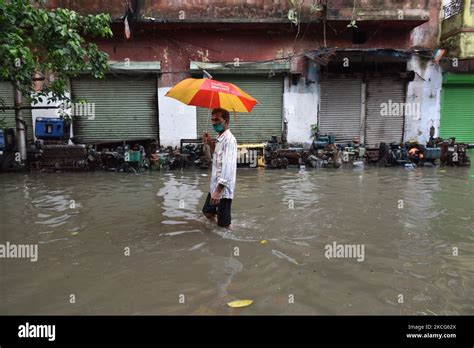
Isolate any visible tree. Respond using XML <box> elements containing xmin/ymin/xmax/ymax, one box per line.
<box><xmin>0</xmin><ymin>0</ymin><xmax>113</xmax><ymax>160</ymax></box>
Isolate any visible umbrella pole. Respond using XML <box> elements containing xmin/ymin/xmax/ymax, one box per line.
<box><xmin>205</xmin><ymin>91</ymin><xmax>215</xmax><ymax>134</ymax></box>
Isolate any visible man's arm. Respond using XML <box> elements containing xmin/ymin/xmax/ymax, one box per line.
<box><xmin>202</xmin><ymin>132</ymin><xmax>215</xmax><ymax>154</ymax></box>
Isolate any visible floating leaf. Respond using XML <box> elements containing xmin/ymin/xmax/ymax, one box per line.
<box><xmin>227</xmin><ymin>300</ymin><xmax>253</xmax><ymax>308</ymax></box>
<box><xmin>260</xmin><ymin>240</ymin><xmax>268</xmax><ymax>245</ymax></box>
<box><xmin>71</xmin><ymin>231</ymin><xmax>79</xmax><ymax>236</ymax></box>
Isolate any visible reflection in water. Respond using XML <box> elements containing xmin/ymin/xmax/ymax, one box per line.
<box><xmin>157</xmin><ymin>173</ymin><xmax>203</xmax><ymax>220</ymax></box>
<box><xmin>0</xmin><ymin>159</ymin><xmax>473</xmax><ymax>315</ymax></box>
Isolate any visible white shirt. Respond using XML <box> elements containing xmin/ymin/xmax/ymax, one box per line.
<box><xmin>210</xmin><ymin>129</ymin><xmax>237</xmax><ymax>199</ymax></box>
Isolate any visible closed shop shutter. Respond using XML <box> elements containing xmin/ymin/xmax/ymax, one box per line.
<box><xmin>0</xmin><ymin>81</ymin><xmax>34</xmax><ymax>141</ymax></box>
<box><xmin>71</xmin><ymin>75</ymin><xmax>158</xmax><ymax>143</ymax></box>
<box><xmin>365</xmin><ymin>77</ymin><xmax>406</xmax><ymax>148</ymax></box>
<box><xmin>196</xmin><ymin>75</ymin><xmax>283</xmax><ymax>144</ymax></box>
<box><xmin>319</xmin><ymin>76</ymin><xmax>362</xmax><ymax>144</ymax></box>
<box><xmin>440</xmin><ymin>85</ymin><xmax>474</xmax><ymax>143</ymax></box>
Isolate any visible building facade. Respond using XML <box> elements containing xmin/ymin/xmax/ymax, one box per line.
<box><xmin>439</xmin><ymin>0</ymin><xmax>474</xmax><ymax>143</ymax></box>
<box><xmin>0</xmin><ymin>0</ymin><xmax>449</xmax><ymax>148</ymax></box>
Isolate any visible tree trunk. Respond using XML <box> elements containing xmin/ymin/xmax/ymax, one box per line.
<box><xmin>14</xmin><ymin>82</ymin><xmax>27</xmax><ymax>162</ymax></box>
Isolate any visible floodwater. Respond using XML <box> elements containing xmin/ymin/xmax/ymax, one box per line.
<box><xmin>1</xmin><ymin>157</ymin><xmax>473</xmax><ymax>315</ymax></box>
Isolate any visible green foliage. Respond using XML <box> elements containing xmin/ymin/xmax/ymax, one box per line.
<box><xmin>347</xmin><ymin>19</ymin><xmax>358</xmax><ymax>28</ymax></box>
<box><xmin>287</xmin><ymin>8</ymin><xmax>298</xmax><ymax>25</ymax></box>
<box><xmin>310</xmin><ymin>3</ymin><xmax>324</xmax><ymax>13</ymax></box>
<box><xmin>310</xmin><ymin>123</ymin><xmax>319</xmax><ymax>138</ymax></box>
<box><xmin>289</xmin><ymin>1</ymin><xmax>323</xmax><ymax>25</ymax></box>
<box><xmin>288</xmin><ymin>0</ymin><xmax>303</xmax><ymax>26</ymax></box>
<box><xmin>347</xmin><ymin>8</ymin><xmax>364</xmax><ymax>28</ymax></box>
<box><xmin>0</xmin><ymin>0</ymin><xmax>113</xmax><ymax>108</ymax></box>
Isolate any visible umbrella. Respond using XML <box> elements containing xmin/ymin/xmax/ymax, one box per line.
<box><xmin>165</xmin><ymin>78</ymin><xmax>257</xmax><ymax>112</ymax></box>
<box><xmin>165</xmin><ymin>78</ymin><xmax>257</xmax><ymax>130</ymax></box>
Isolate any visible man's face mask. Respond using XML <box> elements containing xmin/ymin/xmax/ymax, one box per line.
<box><xmin>213</xmin><ymin>123</ymin><xmax>224</xmax><ymax>133</ymax></box>
<box><xmin>213</xmin><ymin>121</ymin><xmax>225</xmax><ymax>133</ymax></box>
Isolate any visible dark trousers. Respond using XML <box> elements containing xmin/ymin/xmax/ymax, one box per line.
<box><xmin>202</xmin><ymin>192</ymin><xmax>232</xmax><ymax>227</ymax></box>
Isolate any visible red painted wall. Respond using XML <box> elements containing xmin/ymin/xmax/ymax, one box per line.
<box><xmin>98</xmin><ymin>22</ymin><xmax>414</xmax><ymax>86</ymax></box>
<box><xmin>42</xmin><ymin>1</ymin><xmax>438</xmax><ymax>86</ymax></box>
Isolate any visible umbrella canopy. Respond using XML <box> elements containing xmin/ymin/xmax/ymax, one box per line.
<box><xmin>165</xmin><ymin>78</ymin><xmax>257</xmax><ymax>113</ymax></box>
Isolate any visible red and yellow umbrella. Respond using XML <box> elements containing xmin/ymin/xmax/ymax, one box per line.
<box><xmin>165</xmin><ymin>78</ymin><xmax>257</xmax><ymax>113</ymax></box>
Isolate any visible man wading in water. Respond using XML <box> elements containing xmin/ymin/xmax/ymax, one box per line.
<box><xmin>201</xmin><ymin>108</ymin><xmax>237</xmax><ymax>229</ymax></box>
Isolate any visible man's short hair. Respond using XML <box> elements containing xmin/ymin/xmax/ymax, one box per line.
<box><xmin>212</xmin><ymin>108</ymin><xmax>230</xmax><ymax>124</ymax></box>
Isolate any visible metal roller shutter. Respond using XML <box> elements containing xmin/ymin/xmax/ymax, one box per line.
<box><xmin>71</xmin><ymin>75</ymin><xmax>158</xmax><ymax>143</ymax></box>
<box><xmin>0</xmin><ymin>81</ymin><xmax>34</xmax><ymax>141</ymax></box>
<box><xmin>440</xmin><ymin>85</ymin><xmax>474</xmax><ymax>143</ymax></box>
<box><xmin>365</xmin><ymin>77</ymin><xmax>406</xmax><ymax>148</ymax></box>
<box><xmin>319</xmin><ymin>76</ymin><xmax>362</xmax><ymax>144</ymax></box>
<box><xmin>196</xmin><ymin>75</ymin><xmax>283</xmax><ymax>144</ymax></box>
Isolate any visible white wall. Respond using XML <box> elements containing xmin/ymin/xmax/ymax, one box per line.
<box><xmin>158</xmin><ymin>87</ymin><xmax>197</xmax><ymax>148</ymax></box>
<box><xmin>282</xmin><ymin>57</ymin><xmax>443</xmax><ymax>146</ymax></box>
<box><xmin>404</xmin><ymin>56</ymin><xmax>443</xmax><ymax>144</ymax></box>
<box><xmin>283</xmin><ymin>76</ymin><xmax>319</xmax><ymax>144</ymax></box>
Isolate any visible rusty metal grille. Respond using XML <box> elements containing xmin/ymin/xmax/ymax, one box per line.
<box><xmin>443</xmin><ymin>0</ymin><xmax>463</xmax><ymax>19</ymax></box>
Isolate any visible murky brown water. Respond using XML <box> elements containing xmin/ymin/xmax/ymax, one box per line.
<box><xmin>1</xmin><ymin>156</ymin><xmax>474</xmax><ymax>315</ymax></box>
